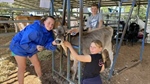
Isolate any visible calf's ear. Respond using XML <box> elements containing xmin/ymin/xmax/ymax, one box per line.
<box><xmin>63</xmin><ymin>26</ymin><xmax>68</xmax><ymax>31</ymax></box>
<box><xmin>62</xmin><ymin>26</ymin><xmax>71</xmax><ymax>34</ymax></box>
<box><xmin>53</xmin><ymin>29</ymin><xmax>57</xmax><ymax>36</ymax></box>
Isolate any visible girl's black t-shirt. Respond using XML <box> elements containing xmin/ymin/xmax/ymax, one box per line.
<box><xmin>82</xmin><ymin>53</ymin><xmax>103</xmax><ymax>79</ymax></box>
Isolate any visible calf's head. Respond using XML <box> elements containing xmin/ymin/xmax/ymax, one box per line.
<box><xmin>53</xmin><ymin>26</ymin><xmax>68</xmax><ymax>45</ymax></box>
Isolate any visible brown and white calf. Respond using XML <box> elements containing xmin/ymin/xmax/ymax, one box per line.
<box><xmin>54</xmin><ymin>26</ymin><xmax>114</xmax><ymax>80</ymax></box>
<box><xmin>14</xmin><ymin>16</ymin><xmax>42</xmax><ymax>32</ymax></box>
<box><xmin>14</xmin><ymin>16</ymin><xmax>64</xmax><ymax>32</ymax></box>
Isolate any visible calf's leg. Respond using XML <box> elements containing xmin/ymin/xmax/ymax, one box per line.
<box><xmin>71</xmin><ymin>59</ymin><xmax>78</xmax><ymax>80</ymax></box>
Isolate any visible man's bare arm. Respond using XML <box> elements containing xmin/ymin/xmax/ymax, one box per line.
<box><xmin>98</xmin><ymin>20</ymin><xmax>104</xmax><ymax>29</ymax></box>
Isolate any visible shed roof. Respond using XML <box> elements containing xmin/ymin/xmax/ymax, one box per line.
<box><xmin>12</xmin><ymin>0</ymin><xmax>148</xmax><ymax>10</ymax></box>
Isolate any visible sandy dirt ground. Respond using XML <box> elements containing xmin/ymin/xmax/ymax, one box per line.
<box><xmin>0</xmin><ymin>33</ymin><xmax>150</xmax><ymax>84</ymax></box>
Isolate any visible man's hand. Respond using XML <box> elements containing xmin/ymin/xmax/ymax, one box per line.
<box><xmin>68</xmin><ymin>28</ymin><xmax>79</xmax><ymax>35</ymax></box>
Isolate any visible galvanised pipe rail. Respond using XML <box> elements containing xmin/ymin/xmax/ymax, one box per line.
<box><xmin>51</xmin><ymin>0</ymin><xmax>75</xmax><ymax>83</ymax></box>
<box><xmin>115</xmin><ymin>1</ymin><xmax>122</xmax><ymax>52</ymax></box>
<box><xmin>50</xmin><ymin>0</ymin><xmax>55</xmax><ymax>76</ymax></box>
<box><xmin>0</xmin><ymin>7</ymin><xmax>48</xmax><ymax>12</ymax></box>
<box><xmin>67</xmin><ymin>0</ymin><xmax>71</xmax><ymax>80</ymax></box>
<box><xmin>78</xmin><ymin>0</ymin><xmax>83</xmax><ymax>84</ymax></box>
<box><xmin>62</xmin><ymin>0</ymin><xmax>67</xmax><ymax>25</ymax></box>
<box><xmin>139</xmin><ymin>0</ymin><xmax>150</xmax><ymax>61</ymax></box>
<box><xmin>0</xmin><ymin>19</ymin><xmax>77</xmax><ymax>24</ymax></box>
<box><xmin>53</xmin><ymin>70</ymin><xmax>74</xmax><ymax>84</ymax></box>
<box><xmin>0</xmin><ymin>20</ymin><xmax>34</xmax><ymax>23</ymax></box>
<box><xmin>108</xmin><ymin>0</ymin><xmax>136</xmax><ymax>80</ymax></box>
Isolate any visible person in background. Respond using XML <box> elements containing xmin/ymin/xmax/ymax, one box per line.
<box><xmin>64</xmin><ymin>40</ymin><xmax>105</xmax><ymax>84</ymax></box>
<box><xmin>86</xmin><ymin>3</ymin><xmax>104</xmax><ymax>30</ymax></box>
<box><xmin>10</xmin><ymin>16</ymin><xmax>57</xmax><ymax>84</ymax></box>
<box><xmin>69</xmin><ymin>3</ymin><xmax>103</xmax><ymax>35</ymax></box>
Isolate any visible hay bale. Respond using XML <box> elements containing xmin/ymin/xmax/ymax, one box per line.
<box><xmin>0</xmin><ymin>59</ymin><xmax>16</xmax><ymax>82</ymax></box>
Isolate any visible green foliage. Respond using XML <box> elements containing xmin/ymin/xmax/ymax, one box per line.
<box><xmin>122</xmin><ymin>6</ymin><xmax>131</xmax><ymax>12</ymax></box>
<box><xmin>101</xmin><ymin>7</ymin><xmax>110</xmax><ymax>13</ymax></box>
<box><xmin>122</xmin><ymin>5</ymin><xmax>147</xmax><ymax>20</ymax></box>
<box><xmin>0</xmin><ymin>2</ymin><xmax>9</xmax><ymax>6</ymax></box>
<box><xmin>0</xmin><ymin>2</ymin><xmax>10</xmax><ymax>15</ymax></box>
<box><xmin>135</xmin><ymin>5</ymin><xmax>147</xmax><ymax>20</ymax></box>
<box><xmin>101</xmin><ymin>5</ymin><xmax>147</xmax><ymax>20</ymax></box>
<box><xmin>0</xmin><ymin>2</ymin><xmax>23</xmax><ymax>15</ymax></box>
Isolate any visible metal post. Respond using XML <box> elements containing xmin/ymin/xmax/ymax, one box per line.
<box><xmin>52</xmin><ymin>51</ymin><xmax>55</xmax><ymax>76</ymax></box>
<box><xmin>50</xmin><ymin>0</ymin><xmax>55</xmax><ymax>76</ymax></box>
<box><xmin>137</xmin><ymin>0</ymin><xmax>140</xmax><ymax>17</ymax></box>
<box><xmin>108</xmin><ymin>0</ymin><xmax>136</xmax><ymax>80</ymax></box>
<box><xmin>58</xmin><ymin>0</ymin><xmax>67</xmax><ymax>75</ymax></box>
<box><xmin>62</xmin><ymin>0</ymin><xmax>67</xmax><ymax>25</ymax></box>
<box><xmin>59</xmin><ymin>0</ymin><xmax>63</xmax><ymax>72</ymax></box>
<box><xmin>50</xmin><ymin>0</ymin><xmax>54</xmax><ymax>16</ymax></box>
<box><xmin>11</xmin><ymin>12</ymin><xmax>14</xmax><ymax>21</ymax></box>
<box><xmin>139</xmin><ymin>0</ymin><xmax>150</xmax><ymax>61</ymax></box>
<box><xmin>67</xmin><ymin>0</ymin><xmax>71</xmax><ymax>80</ymax></box>
<box><xmin>71</xmin><ymin>6</ymin><xmax>72</xmax><ymax>12</ymax></box>
<box><xmin>98</xmin><ymin>0</ymin><xmax>102</xmax><ymax>12</ymax></box>
<box><xmin>116</xmin><ymin>1</ymin><xmax>122</xmax><ymax>51</ymax></box>
<box><xmin>78</xmin><ymin>0</ymin><xmax>83</xmax><ymax>84</ymax></box>
<box><xmin>59</xmin><ymin>47</ymin><xmax>63</xmax><ymax>73</ymax></box>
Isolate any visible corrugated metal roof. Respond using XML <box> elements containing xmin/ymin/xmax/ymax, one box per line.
<box><xmin>0</xmin><ymin>0</ymin><xmax>147</xmax><ymax>13</ymax></box>
<box><xmin>11</xmin><ymin>0</ymin><xmax>148</xmax><ymax>10</ymax></box>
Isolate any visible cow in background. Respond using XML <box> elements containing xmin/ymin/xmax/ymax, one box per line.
<box><xmin>126</xmin><ymin>22</ymin><xmax>140</xmax><ymax>45</ymax></box>
<box><xmin>14</xmin><ymin>16</ymin><xmax>65</xmax><ymax>32</ymax></box>
<box><xmin>14</xmin><ymin>16</ymin><xmax>42</xmax><ymax>32</ymax></box>
<box><xmin>54</xmin><ymin>26</ymin><xmax>114</xmax><ymax>80</ymax></box>
<box><xmin>0</xmin><ymin>16</ymin><xmax>11</xmax><ymax>33</ymax></box>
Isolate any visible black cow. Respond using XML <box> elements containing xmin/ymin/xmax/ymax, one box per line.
<box><xmin>126</xmin><ymin>22</ymin><xmax>140</xmax><ymax>45</ymax></box>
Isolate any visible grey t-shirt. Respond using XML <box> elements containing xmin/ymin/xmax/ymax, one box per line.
<box><xmin>86</xmin><ymin>13</ymin><xmax>103</xmax><ymax>29</ymax></box>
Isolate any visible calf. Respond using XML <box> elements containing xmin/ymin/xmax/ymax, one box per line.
<box><xmin>14</xmin><ymin>16</ymin><xmax>42</xmax><ymax>32</ymax></box>
<box><xmin>54</xmin><ymin>26</ymin><xmax>114</xmax><ymax>80</ymax></box>
<box><xmin>14</xmin><ymin>16</ymin><xmax>64</xmax><ymax>32</ymax></box>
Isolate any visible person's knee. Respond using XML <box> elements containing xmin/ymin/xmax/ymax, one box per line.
<box><xmin>15</xmin><ymin>57</ymin><xmax>26</xmax><ymax>72</ymax></box>
<box><xmin>29</xmin><ymin>54</ymin><xmax>40</xmax><ymax>66</ymax></box>
<box><xmin>31</xmin><ymin>59</ymin><xmax>41</xmax><ymax>69</ymax></box>
<box><xmin>18</xmin><ymin>65</ymin><xmax>26</xmax><ymax>72</ymax></box>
